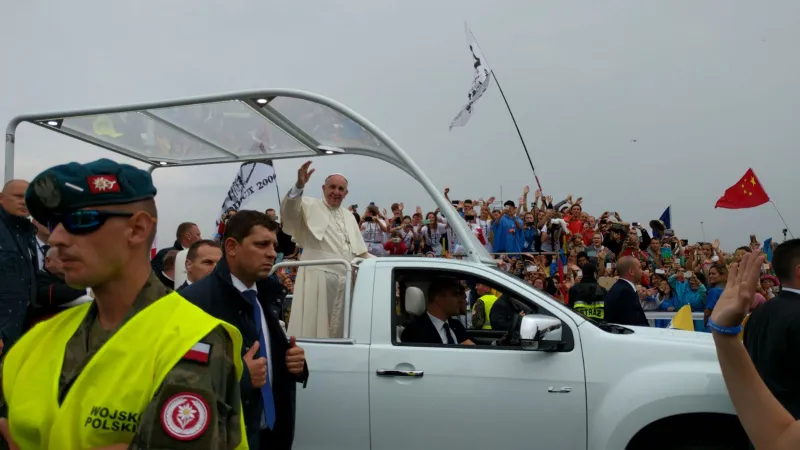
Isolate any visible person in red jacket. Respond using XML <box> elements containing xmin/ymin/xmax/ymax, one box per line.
<box><xmin>384</xmin><ymin>231</ymin><xmax>408</xmax><ymax>255</ymax></box>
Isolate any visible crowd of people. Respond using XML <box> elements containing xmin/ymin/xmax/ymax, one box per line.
<box><xmin>211</xmin><ymin>184</ymin><xmax>779</xmax><ymax>332</ymax></box>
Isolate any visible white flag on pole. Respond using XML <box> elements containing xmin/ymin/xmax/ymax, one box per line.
<box><xmin>449</xmin><ymin>23</ymin><xmax>493</xmax><ymax>130</ymax></box>
<box><xmin>215</xmin><ymin>161</ymin><xmax>278</xmax><ymax>231</ymax></box>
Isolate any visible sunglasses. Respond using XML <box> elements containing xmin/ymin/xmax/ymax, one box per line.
<box><xmin>48</xmin><ymin>210</ymin><xmax>134</xmax><ymax>235</ymax></box>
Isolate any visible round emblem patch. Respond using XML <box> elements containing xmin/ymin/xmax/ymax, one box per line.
<box><xmin>160</xmin><ymin>392</ymin><xmax>210</xmax><ymax>441</ymax></box>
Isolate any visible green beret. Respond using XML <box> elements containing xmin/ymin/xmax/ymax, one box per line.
<box><xmin>26</xmin><ymin>158</ymin><xmax>157</xmax><ymax>225</ymax></box>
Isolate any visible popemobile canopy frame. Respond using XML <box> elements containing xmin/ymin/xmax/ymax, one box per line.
<box><xmin>4</xmin><ymin>88</ymin><xmax>493</xmax><ymax>265</ymax></box>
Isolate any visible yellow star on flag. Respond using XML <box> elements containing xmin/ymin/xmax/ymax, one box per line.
<box><xmin>751</xmin><ymin>176</ymin><xmax>756</xmax><ymax>186</ymax></box>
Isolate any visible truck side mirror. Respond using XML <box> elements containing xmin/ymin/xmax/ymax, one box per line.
<box><xmin>520</xmin><ymin>314</ymin><xmax>563</xmax><ymax>352</ymax></box>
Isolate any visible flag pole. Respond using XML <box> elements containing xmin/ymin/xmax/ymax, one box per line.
<box><xmin>466</xmin><ymin>24</ymin><xmax>543</xmax><ymax>192</ymax></box>
<box><xmin>754</xmin><ymin>169</ymin><xmax>793</xmax><ymax>239</ymax></box>
<box><xmin>770</xmin><ymin>200</ymin><xmax>794</xmax><ymax>239</ymax></box>
<box><xmin>489</xmin><ymin>70</ymin><xmax>543</xmax><ymax>192</ymax></box>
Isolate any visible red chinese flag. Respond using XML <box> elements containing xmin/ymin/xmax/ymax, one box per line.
<box><xmin>714</xmin><ymin>168</ymin><xmax>770</xmax><ymax>209</ymax></box>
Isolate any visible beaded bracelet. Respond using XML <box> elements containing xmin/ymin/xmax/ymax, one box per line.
<box><xmin>708</xmin><ymin>318</ymin><xmax>742</xmax><ymax>336</ymax></box>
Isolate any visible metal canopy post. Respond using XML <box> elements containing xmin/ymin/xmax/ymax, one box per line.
<box><xmin>3</xmin><ymin>89</ymin><xmax>494</xmax><ymax>265</ymax></box>
<box><xmin>4</xmin><ymin>118</ymin><xmax>18</xmax><ymax>183</ymax></box>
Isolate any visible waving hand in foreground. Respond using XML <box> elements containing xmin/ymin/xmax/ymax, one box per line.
<box><xmin>710</xmin><ymin>252</ymin><xmax>800</xmax><ymax>450</ymax></box>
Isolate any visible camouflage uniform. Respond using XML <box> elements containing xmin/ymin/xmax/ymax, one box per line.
<box><xmin>0</xmin><ymin>158</ymin><xmax>244</xmax><ymax>449</ymax></box>
<box><xmin>0</xmin><ymin>273</ymin><xmax>243</xmax><ymax>448</ymax></box>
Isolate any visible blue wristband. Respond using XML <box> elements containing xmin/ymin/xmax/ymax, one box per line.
<box><xmin>708</xmin><ymin>318</ymin><xmax>742</xmax><ymax>335</ymax></box>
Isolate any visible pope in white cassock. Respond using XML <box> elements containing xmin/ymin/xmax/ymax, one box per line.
<box><xmin>281</xmin><ymin>161</ymin><xmax>371</xmax><ymax>338</ymax></box>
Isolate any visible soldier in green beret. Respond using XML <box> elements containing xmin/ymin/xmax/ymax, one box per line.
<box><xmin>0</xmin><ymin>159</ymin><xmax>248</xmax><ymax>449</ymax></box>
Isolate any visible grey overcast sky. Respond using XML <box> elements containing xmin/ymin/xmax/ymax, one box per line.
<box><xmin>1</xmin><ymin>0</ymin><xmax>797</xmax><ymax>248</ymax></box>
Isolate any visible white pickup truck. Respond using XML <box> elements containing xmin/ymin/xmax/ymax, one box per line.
<box><xmin>3</xmin><ymin>88</ymin><xmax>747</xmax><ymax>450</ymax></box>
<box><xmin>289</xmin><ymin>255</ymin><xmax>748</xmax><ymax>450</ymax></box>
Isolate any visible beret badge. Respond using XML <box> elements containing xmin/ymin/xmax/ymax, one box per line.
<box><xmin>33</xmin><ymin>175</ymin><xmax>62</xmax><ymax>209</ymax></box>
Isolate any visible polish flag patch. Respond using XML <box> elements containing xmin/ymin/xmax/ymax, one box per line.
<box><xmin>87</xmin><ymin>175</ymin><xmax>121</xmax><ymax>194</ymax></box>
<box><xmin>183</xmin><ymin>343</ymin><xmax>211</xmax><ymax>364</ymax></box>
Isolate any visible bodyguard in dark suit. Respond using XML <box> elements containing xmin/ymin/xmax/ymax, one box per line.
<box><xmin>744</xmin><ymin>239</ymin><xmax>800</xmax><ymax>419</ymax></box>
<box><xmin>179</xmin><ymin>211</ymin><xmax>308</xmax><ymax>450</ymax></box>
<box><xmin>604</xmin><ymin>256</ymin><xmax>649</xmax><ymax>326</ymax></box>
<box><xmin>402</xmin><ymin>277</ymin><xmax>475</xmax><ymax>345</ymax></box>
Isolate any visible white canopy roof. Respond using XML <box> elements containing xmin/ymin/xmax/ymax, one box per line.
<box><xmin>4</xmin><ymin>89</ymin><xmax>494</xmax><ymax>265</ymax></box>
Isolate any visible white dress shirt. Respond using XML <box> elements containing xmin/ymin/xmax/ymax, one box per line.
<box><xmin>783</xmin><ymin>287</ymin><xmax>800</xmax><ymax>296</ymax></box>
<box><xmin>231</xmin><ymin>275</ymin><xmax>273</xmax><ymax>385</ymax></box>
<box><xmin>427</xmin><ymin>312</ymin><xmax>458</xmax><ymax>344</ymax></box>
<box><xmin>35</xmin><ymin>236</ymin><xmax>47</xmax><ymax>270</ymax></box>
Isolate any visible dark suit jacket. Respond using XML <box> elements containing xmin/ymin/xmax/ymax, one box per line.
<box><xmin>178</xmin><ymin>259</ymin><xmax>308</xmax><ymax>450</ymax></box>
<box><xmin>604</xmin><ymin>279</ymin><xmax>649</xmax><ymax>326</ymax></box>
<box><xmin>401</xmin><ymin>312</ymin><xmax>469</xmax><ymax>344</ymax></box>
<box><xmin>177</xmin><ymin>280</ymin><xmax>189</xmax><ymax>290</ymax></box>
<box><xmin>151</xmin><ymin>240</ymin><xmax>182</xmax><ymax>274</ymax></box>
<box><xmin>29</xmin><ymin>269</ymin><xmax>87</xmax><ymax>325</ymax></box>
<box><xmin>744</xmin><ymin>290</ymin><xmax>800</xmax><ymax>419</ymax></box>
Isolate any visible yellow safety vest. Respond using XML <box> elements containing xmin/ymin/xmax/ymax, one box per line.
<box><xmin>3</xmin><ymin>291</ymin><xmax>248</xmax><ymax>449</ymax></box>
<box><xmin>574</xmin><ymin>300</ymin><xmax>605</xmax><ymax>320</ymax></box>
<box><xmin>473</xmin><ymin>295</ymin><xmax>498</xmax><ymax>329</ymax></box>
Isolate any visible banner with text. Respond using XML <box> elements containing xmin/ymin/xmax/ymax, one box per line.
<box><xmin>216</xmin><ymin>160</ymin><xmax>278</xmax><ymax>229</ymax></box>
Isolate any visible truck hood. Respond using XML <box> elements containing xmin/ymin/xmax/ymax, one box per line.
<box><xmin>622</xmin><ymin>325</ymin><xmax>715</xmax><ymax>346</ymax></box>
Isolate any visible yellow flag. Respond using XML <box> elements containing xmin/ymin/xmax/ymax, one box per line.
<box><xmin>92</xmin><ymin>115</ymin><xmax>123</xmax><ymax>138</ymax></box>
<box><xmin>668</xmin><ymin>305</ymin><xmax>694</xmax><ymax>331</ymax></box>
<box><xmin>738</xmin><ymin>314</ymin><xmax>750</xmax><ymax>341</ymax></box>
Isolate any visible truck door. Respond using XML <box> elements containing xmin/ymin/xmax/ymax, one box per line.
<box><xmin>368</xmin><ymin>263</ymin><xmax>587</xmax><ymax>450</ymax></box>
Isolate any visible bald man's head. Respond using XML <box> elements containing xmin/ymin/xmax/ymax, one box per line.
<box><xmin>0</xmin><ymin>180</ymin><xmax>29</xmax><ymax>217</ymax></box>
<box><xmin>322</xmin><ymin>174</ymin><xmax>349</xmax><ymax>208</ymax></box>
<box><xmin>617</xmin><ymin>256</ymin><xmax>643</xmax><ymax>283</ymax></box>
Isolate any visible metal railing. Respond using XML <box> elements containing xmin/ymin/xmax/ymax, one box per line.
<box><xmin>270</xmin><ymin>258</ymin><xmax>354</xmax><ymax>338</ymax></box>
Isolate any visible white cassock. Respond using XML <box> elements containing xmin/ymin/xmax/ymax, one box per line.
<box><xmin>281</xmin><ymin>186</ymin><xmax>368</xmax><ymax>338</ymax></box>
<box><xmin>173</xmin><ymin>249</ymin><xmax>189</xmax><ymax>288</ymax></box>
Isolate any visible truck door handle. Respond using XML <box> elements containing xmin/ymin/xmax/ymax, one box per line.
<box><xmin>376</xmin><ymin>369</ymin><xmax>424</xmax><ymax>378</ymax></box>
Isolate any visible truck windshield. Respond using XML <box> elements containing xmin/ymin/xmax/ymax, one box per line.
<box><xmin>489</xmin><ymin>266</ymin><xmax>577</xmax><ymax>317</ymax></box>
<box><xmin>489</xmin><ymin>266</ymin><xmax>633</xmax><ymax>334</ymax></box>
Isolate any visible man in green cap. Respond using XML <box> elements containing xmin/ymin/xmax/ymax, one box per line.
<box><xmin>0</xmin><ymin>159</ymin><xmax>248</xmax><ymax>449</ymax></box>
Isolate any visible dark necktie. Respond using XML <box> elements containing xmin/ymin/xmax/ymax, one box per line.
<box><xmin>442</xmin><ymin>322</ymin><xmax>456</xmax><ymax>344</ymax></box>
<box><xmin>39</xmin><ymin>244</ymin><xmax>50</xmax><ymax>271</ymax></box>
<box><xmin>243</xmin><ymin>289</ymin><xmax>276</xmax><ymax>430</ymax></box>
